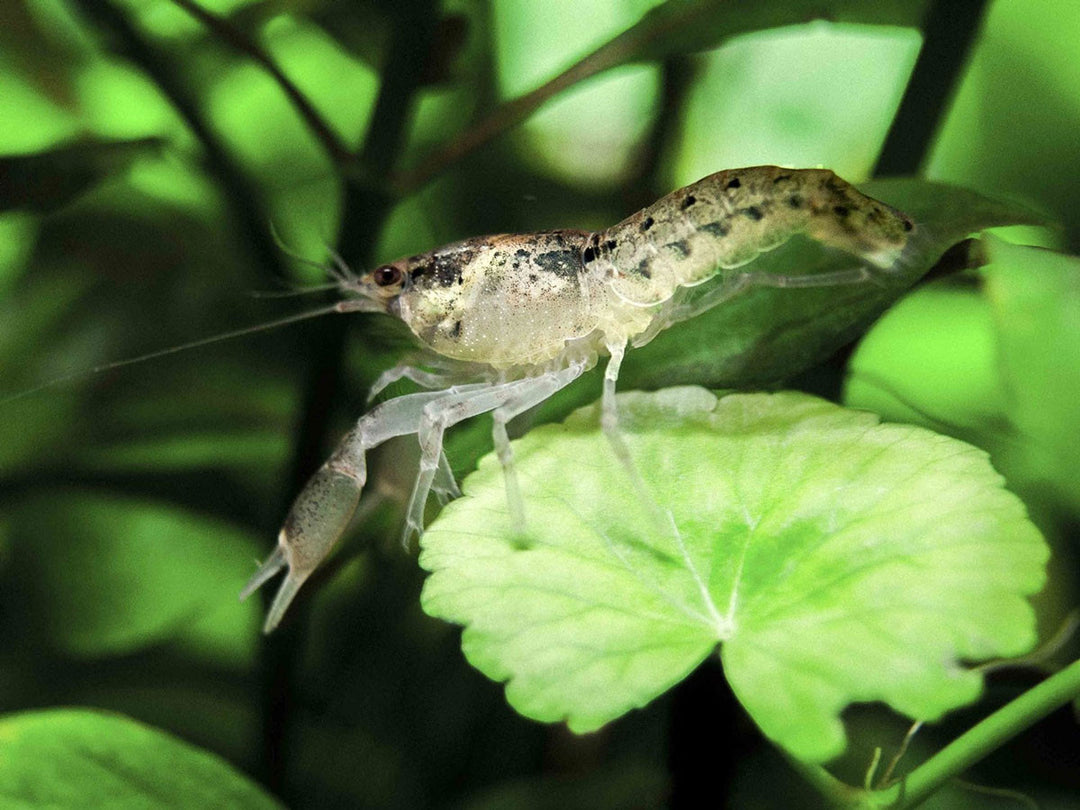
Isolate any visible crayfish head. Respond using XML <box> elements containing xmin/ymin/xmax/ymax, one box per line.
<box><xmin>340</xmin><ymin>259</ymin><xmax>411</xmax><ymax>314</ymax></box>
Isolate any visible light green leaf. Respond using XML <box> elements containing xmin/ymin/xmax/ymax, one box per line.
<box><xmin>420</xmin><ymin>389</ymin><xmax>1047</xmax><ymax>762</ymax></box>
<box><xmin>398</xmin><ymin>0</ymin><xmax>936</xmax><ymax>189</ymax></box>
<box><xmin>0</xmin><ymin>709</ymin><xmax>282</xmax><ymax>809</ymax></box>
<box><xmin>982</xmin><ymin>235</ymin><xmax>1080</xmax><ymax>511</ymax></box>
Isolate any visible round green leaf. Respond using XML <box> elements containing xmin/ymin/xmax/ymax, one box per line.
<box><xmin>419</xmin><ymin>389</ymin><xmax>1048</xmax><ymax>762</ymax></box>
<box><xmin>0</xmin><ymin>709</ymin><xmax>281</xmax><ymax>809</ymax></box>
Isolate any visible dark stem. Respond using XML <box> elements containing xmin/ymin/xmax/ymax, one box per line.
<box><xmin>667</xmin><ymin>658</ymin><xmax>749</xmax><ymax>808</ymax></box>
<box><xmin>874</xmin><ymin>0</ymin><xmax>990</xmax><ymax>176</ymax></box>
<box><xmin>802</xmin><ymin>0</ymin><xmax>991</xmax><ymax>401</ymax></box>
<box><xmin>256</xmin><ymin>1</ymin><xmax>439</xmax><ymax>802</ymax></box>
<box><xmin>622</xmin><ymin>55</ymin><xmax>697</xmax><ymax>213</ymax></box>
<box><xmin>389</xmin><ymin>6</ymin><xmax>659</xmax><ymax>194</ymax></box>
<box><xmin>73</xmin><ymin>0</ymin><xmax>289</xmax><ymax>288</ymax></box>
<box><xmin>166</xmin><ymin>0</ymin><xmax>353</xmax><ymax>165</ymax></box>
<box><xmin>395</xmin><ymin>1</ymin><xmax>930</xmax><ymax>194</ymax></box>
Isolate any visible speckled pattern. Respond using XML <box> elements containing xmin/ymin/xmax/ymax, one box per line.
<box><xmin>597</xmin><ymin>166</ymin><xmax>914</xmax><ymax>305</ymax></box>
<box><xmin>344</xmin><ymin>167</ymin><xmax>914</xmax><ymax>370</ymax></box>
<box><xmin>394</xmin><ymin>230</ymin><xmax>600</xmax><ymax>366</ymax></box>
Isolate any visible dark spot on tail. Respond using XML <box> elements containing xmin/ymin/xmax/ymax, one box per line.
<box><xmin>903</xmin><ymin>219</ymin><xmax>914</xmax><ymax>232</ymax></box>
<box><xmin>668</xmin><ymin>240</ymin><xmax>690</xmax><ymax>258</ymax></box>
<box><xmin>701</xmin><ymin>221</ymin><xmax>730</xmax><ymax>237</ymax></box>
<box><xmin>726</xmin><ymin>177</ymin><xmax>741</xmax><ymax>190</ymax></box>
<box><xmin>741</xmin><ymin>206</ymin><xmax>764</xmax><ymax>221</ymax></box>
<box><xmin>528</xmin><ymin>273</ymin><xmax>538</xmax><ymax>282</ymax></box>
<box><xmin>640</xmin><ymin>216</ymin><xmax>655</xmax><ymax>232</ymax></box>
<box><xmin>681</xmin><ymin>194</ymin><xmax>697</xmax><ymax>210</ymax></box>
<box><xmin>787</xmin><ymin>195</ymin><xmax>803</xmax><ymax>209</ymax></box>
<box><xmin>833</xmin><ymin>205</ymin><xmax>850</xmax><ymax>218</ymax></box>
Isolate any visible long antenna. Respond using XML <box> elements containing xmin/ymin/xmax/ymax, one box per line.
<box><xmin>1</xmin><ymin>300</ymin><xmax>360</xmax><ymax>406</ymax></box>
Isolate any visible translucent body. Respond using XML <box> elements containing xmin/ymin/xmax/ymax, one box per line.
<box><xmin>242</xmin><ymin>166</ymin><xmax>916</xmax><ymax>631</ymax></box>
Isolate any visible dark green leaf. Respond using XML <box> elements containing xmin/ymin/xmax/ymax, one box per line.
<box><xmin>0</xmin><ymin>1</ymin><xmax>86</xmax><ymax>110</ymax></box>
<box><xmin>615</xmin><ymin>0</ymin><xmax>930</xmax><ymax>64</ymax></box>
<box><xmin>0</xmin><ymin>137</ymin><xmax>165</xmax><ymax>213</ymax></box>
<box><xmin>5</xmin><ymin>492</ymin><xmax>263</xmax><ymax>657</ymax></box>
<box><xmin>399</xmin><ymin>0</ymin><xmax>933</xmax><ymax>189</ymax></box>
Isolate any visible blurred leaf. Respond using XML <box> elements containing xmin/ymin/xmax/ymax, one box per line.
<box><xmin>926</xmin><ymin>0</ymin><xmax>1080</xmax><ymax>247</ymax></box>
<box><xmin>4</xmin><ymin>491</ymin><xmax>262</xmax><ymax>657</ymax></box>
<box><xmin>400</xmin><ymin>0</ymin><xmax>932</xmax><ymax>189</ymax></box>
<box><xmin>0</xmin><ymin>136</ymin><xmax>165</xmax><ymax>214</ymax></box>
<box><xmin>299</xmin><ymin>0</ymin><xmax>393</xmax><ymax>69</ymax></box>
<box><xmin>0</xmin><ymin>708</ymin><xmax>282</xmax><ymax>809</ymax></box>
<box><xmin>619</xmin><ymin>179</ymin><xmax>1047</xmax><ymax>389</ymax></box>
<box><xmin>844</xmin><ymin>235</ymin><xmax>1080</xmax><ymax>519</ymax></box>
<box><xmin>672</xmin><ymin>25</ymin><xmax>922</xmax><ymax>183</ymax></box>
<box><xmin>0</xmin><ymin>1</ymin><xmax>87</xmax><ymax>110</ymax></box>
<box><xmin>982</xmin><ymin>235</ymin><xmax>1080</xmax><ymax>511</ymax></box>
<box><xmin>420</xmin><ymin>388</ymin><xmax>1047</xmax><ymax>761</ymax></box>
<box><xmin>842</xmin><ymin>282</ymin><xmax>1006</xmax><ymax>436</ymax></box>
<box><xmin>619</xmin><ymin>0</ymin><xmax>929</xmax><ymax>63</ymax></box>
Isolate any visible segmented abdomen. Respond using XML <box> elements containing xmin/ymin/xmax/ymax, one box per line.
<box><xmin>589</xmin><ymin>166</ymin><xmax>914</xmax><ymax>305</ymax></box>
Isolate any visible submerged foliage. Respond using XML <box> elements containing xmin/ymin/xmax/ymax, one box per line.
<box><xmin>1</xmin><ymin>0</ymin><xmax>1078</xmax><ymax>808</ymax></box>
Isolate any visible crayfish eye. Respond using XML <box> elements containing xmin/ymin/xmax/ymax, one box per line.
<box><xmin>372</xmin><ymin>265</ymin><xmax>402</xmax><ymax>287</ymax></box>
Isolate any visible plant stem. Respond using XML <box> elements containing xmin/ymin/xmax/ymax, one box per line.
<box><xmin>798</xmin><ymin>660</ymin><xmax>1080</xmax><ymax>808</ymax></box>
<box><xmin>786</xmin><ymin>660</ymin><xmax>1080</xmax><ymax>807</ymax></box>
<box><xmin>393</xmin><ymin>0</ymin><xmax>930</xmax><ymax>194</ymax></box>
<box><xmin>166</xmin><ymin>0</ymin><xmax>353</xmax><ymax>165</ymax></box>
<box><xmin>874</xmin><ymin>0</ymin><xmax>990</xmax><ymax>176</ymax></box>
<box><xmin>74</xmin><ymin>0</ymin><xmax>289</xmax><ymax>288</ymax></box>
<box><xmin>881</xmin><ymin>659</ymin><xmax>1080</xmax><ymax>808</ymax></box>
<box><xmin>258</xmin><ymin>1</ymin><xmax>438</xmax><ymax>802</ymax></box>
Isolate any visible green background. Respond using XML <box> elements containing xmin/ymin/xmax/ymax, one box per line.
<box><xmin>0</xmin><ymin>0</ymin><xmax>1077</xmax><ymax>807</ymax></box>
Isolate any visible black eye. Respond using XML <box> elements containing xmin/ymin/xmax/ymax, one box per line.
<box><xmin>373</xmin><ymin>265</ymin><xmax>402</xmax><ymax>287</ymax></box>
